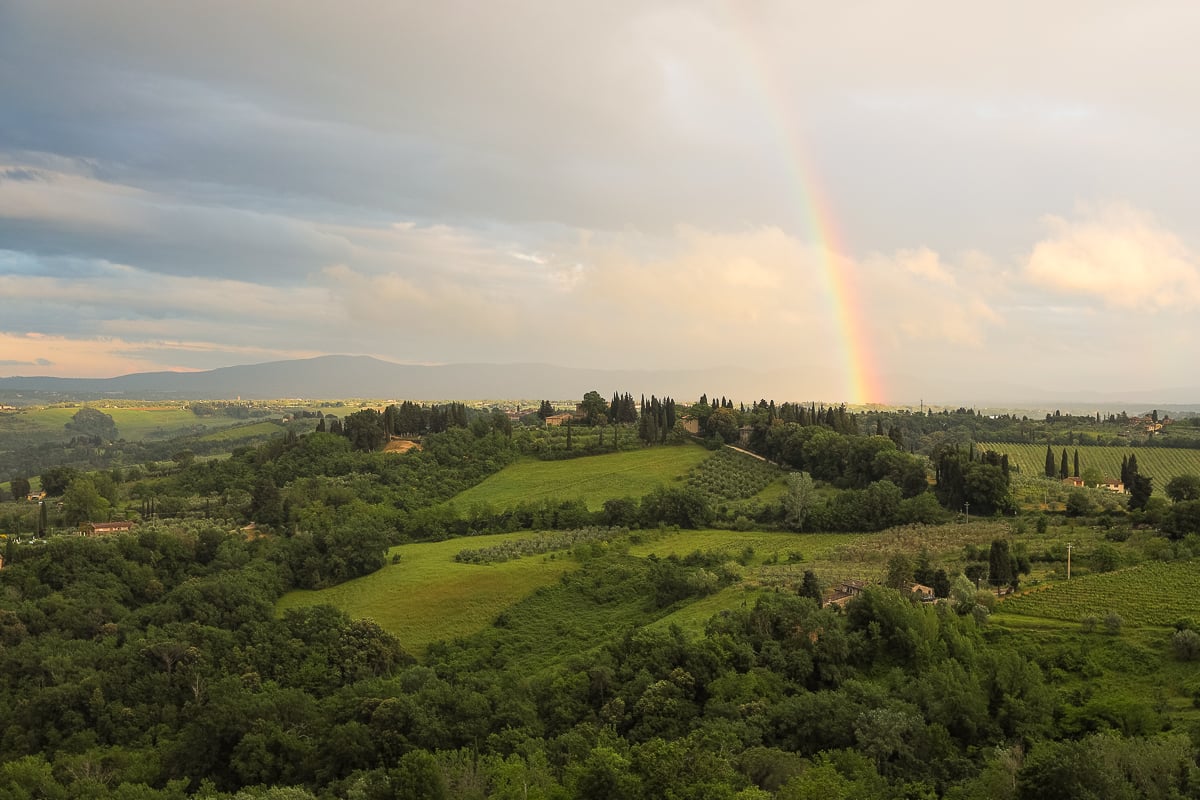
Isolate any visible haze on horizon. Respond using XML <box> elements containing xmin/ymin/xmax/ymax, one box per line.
<box><xmin>2</xmin><ymin>2</ymin><xmax>1199</xmax><ymax>404</ymax></box>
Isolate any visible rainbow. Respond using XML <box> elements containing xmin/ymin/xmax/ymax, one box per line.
<box><xmin>723</xmin><ymin>10</ymin><xmax>884</xmax><ymax>405</ymax></box>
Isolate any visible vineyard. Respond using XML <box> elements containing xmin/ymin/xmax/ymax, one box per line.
<box><xmin>686</xmin><ymin>448</ymin><xmax>781</xmax><ymax>501</ymax></box>
<box><xmin>998</xmin><ymin>559</ymin><xmax>1200</xmax><ymax>627</ymax></box>
<box><xmin>454</xmin><ymin>526</ymin><xmax>629</xmax><ymax>564</ymax></box>
<box><xmin>978</xmin><ymin>443</ymin><xmax>1200</xmax><ymax>490</ymax></box>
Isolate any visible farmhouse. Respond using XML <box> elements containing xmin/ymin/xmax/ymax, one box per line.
<box><xmin>545</xmin><ymin>413</ymin><xmax>574</xmax><ymax>427</ymax></box>
<box><xmin>909</xmin><ymin>583</ymin><xmax>936</xmax><ymax>602</ymax></box>
<box><xmin>79</xmin><ymin>521</ymin><xmax>135</xmax><ymax>536</ymax></box>
<box><xmin>26</xmin><ymin>491</ymin><xmax>46</xmax><ymax>502</ymax></box>
<box><xmin>1062</xmin><ymin>476</ymin><xmax>1084</xmax><ymax>488</ymax></box>
<box><xmin>826</xmin><ymin>579</ymin><xmax>868</xmax><ymax>607</ymax></box>
<box><xmin>1099</xmin><ymin>479</ymin><xmax>1125</xmax><ymax>493</ymax></box>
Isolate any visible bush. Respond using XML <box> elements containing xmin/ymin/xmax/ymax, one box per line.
<box><xmin>1104</xmin><ymin>611</ymin><xmax>1124</xmax><ymax>635</ymax></box>
<box><xmin>1172</xmin><ymin>629</ymin><xmax>1200</xmax><ymax>661</ymax></box>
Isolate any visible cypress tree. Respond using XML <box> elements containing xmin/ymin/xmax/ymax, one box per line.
<box><xmin>1060</xmin><ymin>449</ymin><xmax>1069</xmax><ymax>480</ymax></box>
<box><xmin>989</xmin><ymin>539</ymin><xmax>1015</xmax><ymax>588</ymax></box>
<box><xmin>1045</xmin><ymin>446</ymin><xmax>1056</xmax><ymax>478</ymax></box>
<box><xmin>1073</xmin><ymin>449</ymin><xmax>1080</xmax><ymax>478</ymax></box>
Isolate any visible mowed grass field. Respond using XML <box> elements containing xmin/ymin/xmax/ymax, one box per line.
<box><xmin>277</xmin><ymin>532</ymin><xmax>579</xmax><ymax>656</ymax></box>
<box><xmin>979</xmin><ymin>442</ymin><xmax>1200</xmax><ymax>489</ymax></box>
<box><xmin>447</xmin><ymin>442</ymin><xmax>712</xmax><ymax>511</ymax></box>
<box><xmin>997</xmin><ymin>559</ymin><xmax>1200</xmax><ymax>627</ymax></box>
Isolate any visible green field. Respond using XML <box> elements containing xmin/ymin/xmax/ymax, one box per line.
<box><xmin>446</xmin><ymin>443</ymin><xmax>712</xmax><ymax>511</ymax></box>
<box><xmin>277</xmin><ymin>531</ymin><xmax>579</xmax><ymax>656</ymax></box>
<box><xmin>997</xmin><ymin>559</ymin><xmax>1200</xmax><ymax>627</ymax></box>
<box><xmin>979</xmin><ymin>442</ymin><xmax>1200</xmax><ymax>489</ymax></box>
<box><xmin>0</xmin><ymin>404</ymin><xmax>247</xmax><ymax>441</ymax></box>
<box><xmin>197</xmin><ymin>420</ymin><xmax>286</xmax><ymax>442</ymax></box>
<box><xmin>627</xmin><ymin>528</ymin><xmax>867</xmax><ymax>567</ymax></box>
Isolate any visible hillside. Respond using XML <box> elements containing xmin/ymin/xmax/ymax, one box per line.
<box><xmin>0</xmin><ymin>355</ymin><xmax>769</xmax><ymax>401</ymax></box>
<box><xmin>445</xmin><ymin>443</ymin><xmax>712</xmax><ymax>511</ymax></box>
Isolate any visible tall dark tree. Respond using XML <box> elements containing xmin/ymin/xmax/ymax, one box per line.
<box><xmin>988</xmin><ymin>539</ymin><xmax>1014</xmax><ymax>588</ymax></box>
<box><xmin>64</xmin><ymin>406</ymin><xmax>119</xmax><ymax>440</ymax></box>
<box><xmin>800</xmin><ymin>570</ymin><xmax>823</xmax><ymax>606</ymax></box>
<box><xmin>537</xmin><ymin>400</ymin><xmax>554</xmax><ymax>420</ymax></box>
<box><xmin>10</xmin><ymin>476</ymin><xmax>31</xmax><ymax>500</ymax></box>
<box><xmin>342</xmin><ymin>409</ymin><xmax>388</xmax><ymax>452</ymax></box>
<box><xmin>1073</xmin><ymin>449</ymin><xmax>1080</xmax><ymax>478</ymax></box>
<box><xmin>579</xmin><ymin>391</ymin><xmax>607</xmax><ymax>425</ymax></box>
<box><xmin>40</xmin><ymin>466</ymin><xmax>78</xmax><ymax>496</ymax></box>
<box><xmin>1129</xmin><ymin>473</ymin><xmax>1153</xmax><ymax>511</ymax></box>
<box><xmin>1059</xmin><ymin>449</ymin><xmax>1069</xmax><ymax>480</ymax></box>
<box><xmin>1045</xmin><ymin>445</ymin><xmax>1056</xmax><ymax>479</ymax></box>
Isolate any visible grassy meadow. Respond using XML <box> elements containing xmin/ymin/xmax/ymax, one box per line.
<box><xmin>197</xmin><ymin>420</ymin><xmax>287</xmax><ymax>442</ymax></box>
<box><xmin>277</xmin><ymin>531</ymin><xmax>580</xmax><ymax>656</ymax></box>
<box><xmin>0</xmin><ymin>404</ymin><xmax>248</xmax><ymax>440</ymax></box>
<box><xmin>446</xmin><ymin>442</ymin><xmax>712</xmax><ymax>511</ymax></box>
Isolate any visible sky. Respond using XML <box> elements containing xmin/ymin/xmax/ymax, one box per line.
<box><xmin>2</xmin><ymin>1</ymin><xmax>1199</xmax><ymax>404</ymax></box>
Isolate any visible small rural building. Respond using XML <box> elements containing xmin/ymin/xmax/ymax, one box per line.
<box><xmin>681</xmin><ymin>418</ymin><xmax>700</xmax><ymax>435</ymax></box>
<box><xmin>1062</xmin><ymin>476</ymin><xmax>1084</xmax><ymax>488</ymax></box>
<box><xmin>826</xmin><ymin>579</ymin><xmax>868</xmax><ymax>607</ymax></box>
<box><xmin>545</xmin><ymin>413</ymin><xmax>574</xmax><ymax>427</ymax></box>
<box><xmin>1099</xmin><ymin>479</ymin><xmax>1125</xmax><ymax>493</ymax></box>
<box><xmin>737</xmin><ymin>425</ymin><xmax>754</xmax><ymax>446</ymax></box>
<box><xmin>79</xmin><ymin>521</ymin><xmax>135</xmax><ymax>536</ymax></box>
<box><xmin>26</xmin><ymin>491</ymin><xmax>46</xmax><ymax>502</ymax></box>
<box><xmin>909</xmin><ymin>583</ymin><xmax>936</xmax><ymax>602</ymax></box>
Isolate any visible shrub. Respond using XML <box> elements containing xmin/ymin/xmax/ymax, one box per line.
<box><xmin>1104</xmin><ymin>611</ymin><xmax>1124</xmax><ymax>635</ymax></box>
<box><xmin>1172</xmin><ymin>629</ymin><xmax>1200</xmax><ymax>661</ymax></box>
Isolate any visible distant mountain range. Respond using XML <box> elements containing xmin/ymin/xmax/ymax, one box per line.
<box><xmin>1</xmin><ymin>355</ymin><xmax>1197</xmax><ymax>411</ymax></box>
<box><xmin>0</xmin><ymin>355</ymin><xmax>776</xmax><ymax>402</ymax></box>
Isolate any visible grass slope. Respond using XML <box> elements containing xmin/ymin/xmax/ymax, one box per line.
<box><xmin>979</xmin><ymin>442</ymin><xmax>1200</xmax><ymax>490</ymax></box>
<box><xmin>446</xmin><ymin>443</ymin><xmax>711</xmax><ymax>511</ymax></box>
<box><xmin>277</xmin><ymin>531</ymin><xmax>578</xmax><ymax>656</ymax></box>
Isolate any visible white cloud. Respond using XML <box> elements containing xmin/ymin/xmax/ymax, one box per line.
<box><xmin>1026</xmin><ymin>205</ymin><xmax>1200</xmax><ymax>310</ymax></box>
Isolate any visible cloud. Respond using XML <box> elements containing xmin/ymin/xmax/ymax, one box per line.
<box><xmin>1026</xmin><ymin>205</ymin><xmax>1200</xmax><ymax>310</ymax></box>
<box><xmin>0</xmin><ymin>357</ymin><xmax>52</xmax><ymax>368</ymax></box>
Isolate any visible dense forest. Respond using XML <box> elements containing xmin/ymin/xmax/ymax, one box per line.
<box><xmin>3</xmin><ymin>392</ymin><xmax>1200</xmax><ymax>797</ymax></box>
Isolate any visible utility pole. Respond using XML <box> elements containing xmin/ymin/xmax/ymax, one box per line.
<box><xmin>1066</xmin><ymin>542</ymin><xmax>1073</xmax><ymax>580</ymax></box>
